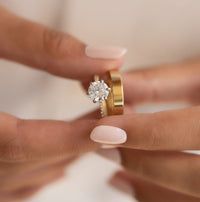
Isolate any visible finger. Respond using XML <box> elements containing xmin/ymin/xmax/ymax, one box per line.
<box><xmin>2</xmin><ymin>169</ymin><xmax>64</xmax><ymax>201</ymax></box>
<box><xmin>6</xmin><ymin>185</ymin><xmax>45</xmax><ymax>202</ymax></box>
<box><xmin>0</xmin><ymin>112</ymin><xmax>94</xmax><ymax>178</ymax></box>
<box><xmin>0</xmin><ymin>159</ymin><xmax>67</xmax><ymax>192</ymax></box>
<box><xmin>111</xmin><ymin>171</ymin><xmax>200</xmax><ymax>202</ymax></box>
<box><xmin>74</xmin><ymin>110</ymin><xmax>99</xmax><ymax>121</ymax></box>
<box><xmin>0</xmin><ymin>157</ymin><xmax>74</xmax><ymax>179</ymax></box>
<box><xmin>75</xmin><ymin>106</ymin><xmax>133</xmax><ymax>122</ymax></box>
<box><xmin>120</xmin><ymin>149</ymin><xmax>200</xmax><ymax>198</ymax></box>
<box><xmin>91</xmin><ymin>106</ymin><xmax>200</xmax><ymax>150</ymax></box>
<box><xmin>123</xmin><ymin>59</ymin><xmax>200</xmax><ymax>105</ymax></box>
<box><xmin>0</xmin><ymin>111</ymin><xmax>98</xmax><ymax>161</ymax></box>
<box><xmin>0</xmin><ymin>6</ymin><xmax>126</xmax><ymax>80</ymax></box>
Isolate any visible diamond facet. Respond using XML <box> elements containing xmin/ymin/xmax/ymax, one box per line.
<box><xmin>88</xmin><ymin>80</ymin><xmax>110</xmax><ymax>103</ymax></box>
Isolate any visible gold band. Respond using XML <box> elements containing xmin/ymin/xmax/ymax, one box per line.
<box><xmin>106</xmin><ymin>70</ymin><xmax>124</xmax><ymax>116</ymax></box>
<box><xmin>100</xmin><ymin>100</ymin><xmax>108</xmax><ymax>117</ymax></box>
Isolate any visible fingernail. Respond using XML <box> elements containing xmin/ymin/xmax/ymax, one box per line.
<box><xmin>96</xmin><ymin>148</ymin><xmax>121</xmax><ymax>164</ymax></box>
<box><xmin>90</xmin><ymin>125</ymin><xmax>127</xmax><ymax>144</ymax></box>
<box><xmin>85</xmin><ymin>45</ymin><xmax>127</xmax><ymax>59</ymax></box>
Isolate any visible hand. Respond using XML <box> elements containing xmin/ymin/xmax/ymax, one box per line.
<box><xmin>110</xmin><ymin>171</ymin><xmax>200</xmax><ymax>202</ymax></box>
<box><xmin>0</xmin><ymin>5</ymin><xmax>126</xmax><ymax>201</ymax></box>
<box><xmin>91</xmin><ymin>59</ymin><xmax>200</xmax><ymax>199</ymax></box>
<box><xmin>0</xmin><ymin>111</ymin><xmax>99</xmax><ymax>202</ymax></box>
<box><xmin>0</xmin><ymin>6</ymin><xmax>126</xmax><ymax>80</ymax></box>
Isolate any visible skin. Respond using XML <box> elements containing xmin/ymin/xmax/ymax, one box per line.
<box><xmin>1</xmin><ymin>3</ymin><xmax>200</xmax><ymax>202</ymax></box>
<box><xmin>111</xmin><ymin>171</ymin><xmax>200</xmax><ymax>202</ymax></box>
<box><xmin>99</xmin><ymin>61</ymin><xmax>200</xmax><ymax>200</ymax></box>
<box><xmin>0</xmin><ymin>5</ymin><xmax>123</xmax><ymax>202</ymax></box>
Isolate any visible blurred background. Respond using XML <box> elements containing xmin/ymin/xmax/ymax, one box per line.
<box><xmin>1</xmin><ymin>0</ymin><xmax>200</xmax><ymax>201</ymax></box>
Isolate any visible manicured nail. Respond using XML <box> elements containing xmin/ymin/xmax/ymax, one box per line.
<box><xmin>85</xmin><ymin>45</ymin><xmax>127</xmax><ymax>59</ymax></box>
<box><xmin>90</xmin><ymin>125</ymin><xmax>127</xmax><ymax>144</ymax></box>
<box><xmin>96</xmin><ymin>148</ymin><xmax>121</xmax><ymax>164</ymax></box>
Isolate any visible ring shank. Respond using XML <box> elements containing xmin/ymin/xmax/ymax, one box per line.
<box><xmin>106</xmin><ymin>70</ymin><xmax>124</xmax><ymax>116</ymax></box>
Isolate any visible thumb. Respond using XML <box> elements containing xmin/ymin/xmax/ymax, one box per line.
<box><xmin>0</xmin><ymin>6</ymin><xmax>126</xmax><ymax>80</ymax></box>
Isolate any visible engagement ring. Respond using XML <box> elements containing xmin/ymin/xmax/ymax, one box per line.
<box><xmin>88</xmin><ymin>70</ymin><xmax>124</xmax><ymax>117</ymax></box>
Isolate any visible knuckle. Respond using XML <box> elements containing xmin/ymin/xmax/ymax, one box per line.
<box><xmin>139</xmin><ymin>70</ymin><xmax>160</xmax><ymax>101</ymax></box>
<box><xmin>42</xmin><ymin>28</ymin><xmax>67</xmax><ymax>59</ymax></box>
<box><xmin>1</xmin><ymin>119</ymin><xmax>26</xmax><ymax>161</ymax></box>
<box><xmin>146</xmin><ymin>113</ymin><xmax>165</xmax><ymax>149</ymax></box>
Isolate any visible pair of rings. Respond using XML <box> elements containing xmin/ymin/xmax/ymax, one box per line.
<box><xmin>88</xmin><ymin>70</ymin><xmax>124</xmax><ymax>117</ymax></box>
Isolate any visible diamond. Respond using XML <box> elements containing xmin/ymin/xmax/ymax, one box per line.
<box><xmin>88</xmin><ymin>80</ymin><xmax>110</xmax><ymax>103</ymax></box>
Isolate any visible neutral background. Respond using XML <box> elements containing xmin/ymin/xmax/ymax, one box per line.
<box><xmin>0</xmin><ymin>0</ymin><xmax>200</xmax><ymax>201</ymax></box>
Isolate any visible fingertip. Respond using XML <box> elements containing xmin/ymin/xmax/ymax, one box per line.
<box><xmin>84</xmin><ymin>45</ymin><xmax>126</xmax><ymax>76</ymax></box>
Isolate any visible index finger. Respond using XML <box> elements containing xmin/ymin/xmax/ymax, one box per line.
<box><xmin>0</xmin><ymin>6</ymin><xmax>126</xmax><ymax>80</ymax></box>
<box><xmin>0</xmin><ymin>112</ymin><xmax>99</xmax><ymax>162</ymax></box>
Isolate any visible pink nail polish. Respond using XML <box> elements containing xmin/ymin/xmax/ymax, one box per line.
<box><xmin>90</xmin><ymin>125</ymin><xmax>127</xmax><ymax>144</ymax></box>
<box><xmin>85</xmin><ymin>45</ymin><xmax>127</xmax><ymax>59</ymax></box>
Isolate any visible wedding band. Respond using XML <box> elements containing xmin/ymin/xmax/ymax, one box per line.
<box><xmin>87</xmin><ymin>70</ymin><xmax>124</xmax><ymax>117</ymax></box>
<box><xmin>106</xmin><ymin>70</ymin><xmax>124</xmax><ymax>116</ymax></box>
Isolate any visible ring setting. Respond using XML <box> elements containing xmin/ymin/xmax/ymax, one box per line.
<box><xmin>88</xmin><ymin>79</ymin><xmax>111</xmax><ymax>103</ymax></box>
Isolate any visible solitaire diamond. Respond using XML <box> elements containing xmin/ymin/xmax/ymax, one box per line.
<box><xmin>88</xmin><ymin>80</ymin><xmax>110</xmax><ymax>103</ymax></box>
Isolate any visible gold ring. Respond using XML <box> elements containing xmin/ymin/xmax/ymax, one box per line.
<box><xmin>106</xmin><ymin>70</ymin><xmax>124</xmax><ymax>116</ymax></box>
<box><xmin>87</xmin><ymin>70</ymin><xmax>124</xmax><ymax>117</ymax></box>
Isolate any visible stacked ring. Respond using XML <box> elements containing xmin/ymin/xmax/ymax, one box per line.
<box><xmin>87</xmin><ymin>70</ymin><xmax>124</xmax><ymax>117</ymax></box>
